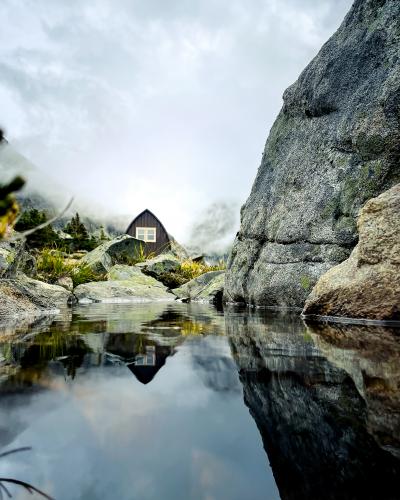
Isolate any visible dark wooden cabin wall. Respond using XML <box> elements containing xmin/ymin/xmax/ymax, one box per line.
<box><xmin>126</xmin><ymin>210</ymin><xmax>170</xmax><ymax>255</ymax></box>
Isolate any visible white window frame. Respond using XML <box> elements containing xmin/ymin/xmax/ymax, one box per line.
<box><xmin>136</xmin><ymin>227</ymin><xmax>157</xmax><ymax>242</ymax></box>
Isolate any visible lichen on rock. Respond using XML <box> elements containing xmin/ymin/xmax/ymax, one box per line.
<box><xmin>0</xmin><ymin>239</ymin><xmax>25</xmax><ymax>278</ymax></box>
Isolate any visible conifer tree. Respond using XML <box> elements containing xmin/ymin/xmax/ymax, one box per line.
<box><xmin>15</xmin><ymin>208</ymin><xmax>59</xmax><ymax>248</ymax></box>
<box><xmin>64</xmin><ymin>213</ymin><xmax>89</xmax><ymax>240</ymax></box>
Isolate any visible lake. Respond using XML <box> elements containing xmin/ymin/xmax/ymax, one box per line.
<box><xmin>0</xmin><ymin>302</ymin><xmax>399</xmax><ymax>500</ymax></box>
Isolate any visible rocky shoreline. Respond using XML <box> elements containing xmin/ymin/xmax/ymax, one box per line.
<box><xmin>1</xmin><ymin>1</ymin><xmax>399</xmax><ymax>328</ymax></box>
<box><xmin>0</xmin><ymin>235</ymin><xmax>226</xmax><ymax>326</ymax></box>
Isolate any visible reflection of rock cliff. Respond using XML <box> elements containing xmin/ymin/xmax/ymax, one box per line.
<box><xmin>226</xmin><ymin>309</ymin><xmax>400</xmax><ymax>500</ymax></box>
<box><xmin>225</xmin><ymin>0</ymin><xmax>400</xmax><ymax>307</ymax></box>
<box><xmin>306</xmin><ymin>321</ymin><xmax>400</xmax><ymax>457</ymax></box>
<box><xmin>190</xmin><ymin>336</ymin><xmax>241</xmax><ymax>394</ymax></box>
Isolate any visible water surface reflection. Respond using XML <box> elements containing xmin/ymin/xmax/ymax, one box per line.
<box><xmin>0</xmin><ymin>303</ymin><xmax>277</xmax><ymax>500</ymax></box>
<box><xmin>0</xmin><ymin>303</ymin><xmax>398</xmax><ymax>499</ymax></box>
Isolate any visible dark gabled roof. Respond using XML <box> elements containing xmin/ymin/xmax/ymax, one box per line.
<box><xmin>127</xmin><ymin>363</ymin><xmax>166</xmax><ymax>385</ymax></box>
<box><xmin>126</xmin><ymin>208</ymin><xmax>170</xmax><ymax>239</ymax></box>
<box><xmin>127</xmin><ymin>346</ymin><xmax>175</xmax><ymax>385</ymax></box>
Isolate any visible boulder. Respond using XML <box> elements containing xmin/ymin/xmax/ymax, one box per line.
<box><xmin>136</xmin><ymin>253</ymin><xmax>181</xmax><ymax>287</ymax></box>
<box><xmin>74</xmin><ymin>266</ymin><xmax>174</xmax><ymax>303</ymax></box>
<box><xmin>0</xmin><ymin>274</ymin><xmax>73</xmax><ymax>320</ymax></box>
<box><xmin>106</xmin><ymin>264</ymin><xmax>144</xmax><ymax>281</ymax></box>
<box><xmin>303</xmin><ymin>184</ymin><xmax>400</xmax><ymax>321</ymax></box>
<box><xmin>0</xmin><ymin>239</ymin><xmax>25</xmax><ymax>278</ymax></box>
<box><xmin>20</xmin><ymin>250</ymin><xmax>37</xmax><ymax>277</ymax></box>
<box><xmin>225</xmin><ymin>0</ymin><xmax>400</xmax><ymax>307</ymax></box>
<box><xmin>56</xmin><ymin>276</ymin><xmax>74</xmax><ymax>292</ymax></box>
<box><xmin>80</xmin><ymin>235</ymin><xmax>143</xmax><ymax>274</ymax></box>
<box><xmin>172</xmin><ymin>271</ymin><xmax>225</xmax><ymax>304</ymax></box>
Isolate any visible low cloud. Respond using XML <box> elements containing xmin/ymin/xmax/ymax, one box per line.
<box><xmin>0</xmin><ymin>0</ymin><xmax>352</xmax><ymax>242</ymax></box>
<box><xmin>186</xmin><ymin>201</ymin><xmax>240</xmax><ymax>255</ymax></box>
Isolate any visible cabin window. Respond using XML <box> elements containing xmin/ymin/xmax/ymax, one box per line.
<box><xmin>135</xmin><ymin>355</ymin><xmax>145</xmax><ymax>365</ymax></box>
<box><xmin>134</xmin><ymin>346</ymin><xmax>155</xmax><ymax>366</ymax></box>
<box><xmin>136</xmin><ymin>227</ymin><xmax>156</xmax><ymax>242</ymax></box>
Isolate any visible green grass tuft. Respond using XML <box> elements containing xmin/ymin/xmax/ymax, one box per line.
<box><xmin>119</xmin><ymin>245</ymin><xmax>156</xmax><ymax>265</ymax></box>
<box><xmin>37</xmin><ymin>248</ymin><xmax>105</xmax><ymax>287</ymax></box>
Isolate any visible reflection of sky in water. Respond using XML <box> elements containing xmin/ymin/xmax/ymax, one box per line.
<box><xmin>0</xmin><ymin>327</ymin><xmax>279</xmax><ymax>500</ymax></box>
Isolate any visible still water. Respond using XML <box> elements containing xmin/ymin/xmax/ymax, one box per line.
<box><xmin>0</xmin><ymin>302</ymin><xmax>399</xmax><ymax>500</ymax></box>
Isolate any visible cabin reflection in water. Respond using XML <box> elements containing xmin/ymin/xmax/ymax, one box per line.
<box><xmin>127</xmin><ymin>344</ymin><xmax>175</xmax><ymax>385</ymax></box>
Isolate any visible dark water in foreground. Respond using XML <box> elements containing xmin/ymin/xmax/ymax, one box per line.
<box><xmin>0</xmin><ymin>303</ymin><xmax>399</xmax><ymax>500</ymax></box>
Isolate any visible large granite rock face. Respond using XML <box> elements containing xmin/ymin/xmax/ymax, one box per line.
<box><xmin>303</xmin><ymin>184</ymin><xmax>400</xmax><ymax>320</ymax></box>
<box><xmin>80</xmin><ymin>235</ymin><xmax>143</xmax><ymax>274</ymax></box>
<box><xmin>225</xmin><ymin>0</ymin><xmax>400</xmax><ymax>307</ymax></box>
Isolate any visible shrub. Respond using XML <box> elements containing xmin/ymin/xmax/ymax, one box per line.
<box><xmin>119</xmin><ymin>245</ymin><xmax>156</xmax><ymax>265</ymax></box>
<box><xmin>36</xmin><ymin>247</ymin><xmax>105</xmax><ymax>287</ymax></box>
<box><xmin>178</xmin><ymin>259</ymin><xmax>225</xmax><ymax>281</ymax></box>
<box><xmin>36</xmin><ymin>248</ymin><xmax>71</xmax><ymax>281</ymax></box>
<box><xmin>70</xmin><ymin>264</ymin><xmax>105</xmax><ymax>287</ymax></box>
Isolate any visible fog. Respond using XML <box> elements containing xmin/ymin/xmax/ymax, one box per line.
<box><xmin>0</xmin><ymin>0</ymin><xmax>352</xmax><ymax>249</ymax></box>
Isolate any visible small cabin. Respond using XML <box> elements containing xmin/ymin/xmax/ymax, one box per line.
<box><xmin>126</xmin><ymin>209</ymin><xmax>170</xmax><ymax>255</ymax></box>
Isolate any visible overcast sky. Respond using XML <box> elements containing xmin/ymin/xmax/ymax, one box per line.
<box><xmin>0</xmin><ymin>0</ymin><xmax>352</xmax><ymax>246</ymax></box>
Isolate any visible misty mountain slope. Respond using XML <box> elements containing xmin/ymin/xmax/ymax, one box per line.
<box><xmin>0</xmin><ymin>142</ymin><xmax>232</xmax><ymax>250</ymax></box>
<box><xmin>0</xmin><ymin>141</ymin><xmax>128</xmax><ymax>235</ymax></box>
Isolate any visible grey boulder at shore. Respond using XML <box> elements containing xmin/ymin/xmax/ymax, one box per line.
<box><xmin>74</xmin><ymin>265</ymin><xmax>174</xmax><ymax>303</ymax></box>
<box><xmin>173</xmin><ymin>271</ymin><xmax>225</xmax><ymax>304</ymax></box>
<box><xmin>136</xmin><ymin>253</ymin><xmax>181</xmax><ymax>284</ymax></box>
<box><xmin>0</xmin><ymin>275</ymin><xmax>73</xmax><ymax>320</ymax></box>
<box><xmin>224</xmin><ymin>0</ymin><xmax>400</xmax><ymax>307</ymax></box>
<box><xmin>80</xmin><ymin>235</ymin><xmax>143</xmax><ymax>274</ymax></box>
<box><xmin>303</xmin><ymin>184</ymin><xmax>400</xmax><ymax>321</ymax></box>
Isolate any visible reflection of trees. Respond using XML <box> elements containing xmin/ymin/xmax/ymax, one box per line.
<box><xmin>1</xmin><ymin>331</ymin><xmax>91</xmax><ymax>388</ymax></box>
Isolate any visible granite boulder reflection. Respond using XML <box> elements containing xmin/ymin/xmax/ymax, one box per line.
<box><xmin>226</xmin><ymin>308</ymin><xmax>400</xmax><ymax>500</ymax></box>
